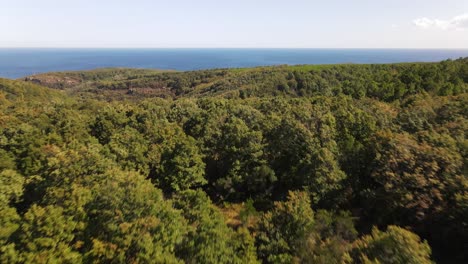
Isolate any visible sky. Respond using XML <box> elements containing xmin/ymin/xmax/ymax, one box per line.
<box><xmin>1</xmin><ymin>0</ymin><xmax>468</xmax><ymax>48</ymax></box>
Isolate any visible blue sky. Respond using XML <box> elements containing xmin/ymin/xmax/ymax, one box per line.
<box><xmin>1</xmin><ymin>0</ymin><xmax>467</xmax><ymax>48</ymax></box>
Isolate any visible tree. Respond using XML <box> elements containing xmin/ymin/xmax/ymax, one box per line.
<box><xmin>0</xmin><ymin>170</ymin><xmax>24</xmax><ymax>263</ymax></box>
<box><xmin>107</xmin><ymin>126</ymin><xmax>149</xmax><ymax>175</ymax></box>
<box><xmin>351</xmin><ymin>226</ymin><xmax>432</xmax><ymax>264</ymax></box>
<box><xmin>296</xmin><ymin>210</ymin><xmax>357</xmax><ymax>264</ymax></box>
<box><xmin>205</xmin><ymin>116</ymin><xmax>273</xmax><ymax>201</ymax></box>
<box><xmin>0</xmin><ymin>170</ymin><xmax>24</xmax><ymax>205</ymax></box>
<box><xmin>15</xmin><ymin>205</ymin><xmax>82</xmax><ymax>264</ymax></box>
<box><xmin>256</xmin><ymin>191</ymin><xmax>315</xmax><ymax>263</ymax></box>
<box><xmin>151</xmin><ymin>135</ymin><xmax>206</xmax><ymax>193</ymax></box>
<box><xmin>89</xmin><ymin>104</ymin><xmax>131</xmax><ymax>145</ymax></box>
<box><xmin>84</xmin><ymin>170</ymin><xmax>187</xmax><ymax>263</ymax></box>
<box><xmin>174</xmin><ymin>190</ymin><xmax>259</xmax><ymax>264</ymax></box>
<box><xmin>265</xmin><ymin>119</ymin><xmax>319</xmax><ymax>195</ymax></box>
<box><xmin>365</xmin><ymin>131</ymin><xmax>463</xmax><ymax>225</ymax></box>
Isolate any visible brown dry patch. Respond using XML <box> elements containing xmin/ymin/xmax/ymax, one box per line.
<box><xmin>25</xmin><ymin>75</ymin><xmax>81</xmax><ymax>89</ymax></box>
<box><xmin>220</xmin><ymin>203</ymin><xmax>259</xmax><ymax>230</ymax></box>
<box><xmin>220</xmin><ymin>203</ymin><xmax>243</xmax><ymax>229</ymax></box>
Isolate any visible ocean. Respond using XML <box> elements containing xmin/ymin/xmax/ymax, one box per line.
<box><xmin>1</xmin><ymin>48</ymin><xmax>468</xmax><ymax>79</ymax></box>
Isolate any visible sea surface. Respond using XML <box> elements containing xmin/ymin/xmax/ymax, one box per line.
<box><xmin>1</xmin><ymin>48</ymin><xmax>468</xmax><ymax>79</ymax></box>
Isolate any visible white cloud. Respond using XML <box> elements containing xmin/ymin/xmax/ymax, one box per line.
<box><xmin>414</xmin><ymin>18</ymin><xmax>434</xmax><ymax>28</ymax></box>
<box><xmin>413</xmin><ymin>13</ymin><xmax>468</xmax><ymax>30</ymax></box>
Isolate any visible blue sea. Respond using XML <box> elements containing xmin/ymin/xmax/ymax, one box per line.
<box><xmin>1</xmin><ymin>48</ymin><xmax>468</xmax><ymax>79</ymax></box>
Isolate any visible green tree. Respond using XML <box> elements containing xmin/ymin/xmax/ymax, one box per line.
<box><xmin>152</xmin><ymin>135</ymin><xmax>206</xmax><ymax>193</ymax></box>
<box><xmin>256</xmin><ymin>191</ymin><xmax>315</xmax><ymax>263</ymax></box>
<box><xmin>366</xmin><ymin>131</ymin><xmax>463</xmax><ymax>225</ymax></box>
<box><xmin>84</xmin><ymin>170</ymin><xmax>187</xmax><ymax>263</ymax></box>
<box><xmin>206</xmin><ymin>116</ymin><xmax>273</xmax><ymax>201</ymax></box>
<box><xmin>0</xmin><ymin>170</ymin><xmax>24</xmax><ymax>205</ymax></box>
<box><xmin>15</xmin><ymin>205</ymin><xmax>82</xmax><ymax>264</ymax></box>
<box><xmin>107</xmin><ymin>126</ymin><xmax>149</xmax><ymax>174</ymax></box>
<box><xmin>0</xmin><ymin>170</ymin><xmax>24</xmax><ymax>263</ymax></box>
<box><xmin>174</xmin><ymin>189</ymin><xmax>259</xmax><ymax>264</ymax></box>
<box><xmin>351</xmin><ymin>226</ymin><xmax>432</xmax><ymax>264</ymax></box>
<box><xmin>296</xmin><ymin>210</ymin><xmax>357</xmax><ymax>264</ymax></box>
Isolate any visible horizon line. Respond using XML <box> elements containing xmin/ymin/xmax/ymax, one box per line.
<box><xmin>1</xmin><ymin>47</ymin><xmax>468</xmax><ymax>50</ymax></box>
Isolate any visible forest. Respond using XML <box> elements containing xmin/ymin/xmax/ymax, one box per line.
<box><xmin>1</xmin><ymin>58</ymin><xmax>467</xmax><ymax>263</ymax></box>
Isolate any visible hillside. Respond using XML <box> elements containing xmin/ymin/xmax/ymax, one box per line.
<box><xmin>23</xmin><ymin>58</ymin><xmax>468</xmax><ymax>101</ymax></box>
<box><xmin>0</xmin><ymin>60</ymin><xmax>467</xmax><ymax>263</ymax></box>
<box><xmin>0</xmin><ymin>78</ymin><xmax>64</xmax><ymax>102</ymax></box>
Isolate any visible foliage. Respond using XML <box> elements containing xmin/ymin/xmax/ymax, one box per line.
<box><xmin>84</xmin><ymin>170</ymin><xmax>187</xmax><ymax>263</ymax></box>
<box><xmin>15</xmin><ymin>205</ymin><xmax>82</xmax><ymax>264</ymax></box>
<box><xmin>351</xmin><ymin>226</ymin><xmax>432</xmax><ymax>264</ymax></box>
<box><xmin>256</xmin><ymin>191</ymin><xmax>316</xmax><ymax>263</ymax></box>
<box><xmin>0</xmin><ymin>59</ymin><xmax>467</xmax><ymax>263</ymax></box>
<box><xmin>173</xmin><ymin>190</ymin><xmax>259</xmax><ymax>263</ymax></box>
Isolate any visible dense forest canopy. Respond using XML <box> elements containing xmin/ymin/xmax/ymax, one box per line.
<box><xmin>1</xmin><ymin>58</ymin><xmax>467</xmax><ymax>263</ymax></box>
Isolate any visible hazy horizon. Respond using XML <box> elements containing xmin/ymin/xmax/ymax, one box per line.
<box><xmin>2</xmin><ymin>47</ymin><xmax>468</xmax><ymax>50</ymax></box>
<box><xmin>2</xmin><ymin>0</ymin><xmax>468</xmax><ymax>49</ymax></box>
<box><xmin>2</xmin><ymin>48</ymin><xmax>467</xmax><ymax>79</ymax></box>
